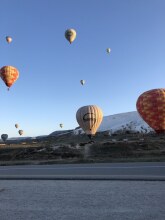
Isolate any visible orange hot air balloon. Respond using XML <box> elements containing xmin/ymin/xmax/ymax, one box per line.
<box><xmin>136</xmin><ymin>88</ymin><xmax>165</xmax><ymax>134</ymax></box>
<box><xmin>0</xmin><ymin>66</ymin><xmax>19</xmax><ymax>89</ymax></box>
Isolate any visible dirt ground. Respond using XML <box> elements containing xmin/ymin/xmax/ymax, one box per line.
<box><xmin>0</xmin><ymin>132</ymin><xmax>165</xmax><ymax>165</ymax></box>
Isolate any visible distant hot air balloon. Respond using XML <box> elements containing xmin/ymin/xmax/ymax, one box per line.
<box><xmin>76</xmin><ymin>105</ymin><xmax>103</xmax><ymax>140</ymax></box>
<box><xmin>1</xmin><ymin>134</ymin><xmax>8</xmax><ymax>142</ymax></box>
<box><xmin>18</xmin><ymin>130</ymin><xmax>24</xmax><ymax>136</ymax></box>
<box><xmin>136</xmin><ymin>88</ymin><xmax>165</xmax><ymax>134</ymax></box>
<box><xmin>80</xmin><ymin>80</ymin><xmax>85</xmax><ymax>85</ymax></box>
<box><xmin>59</xmin><ymin>124</ymin><xmax>63</xmax><ymax>128</ymax></box>
<box><xmin>65</xmin><ymin>29</ymin><xmax>76</xmax><ymax>44</ymax></box>
<box><xmin>6</xmin><ymin>36</ymin><xmax>12</xmax><ymax>43</ymax></box>
<box><xmin>106</xmin><ymin>48</ymin><xmax>111</xmax><ymax>54</ymax></box>
<box><xmin>0</xmin><ymin>66</ymin><xmax>19</xmax><ymax>90</ymax></box>
<box><xmin>15</xmin><ymin>124</ymin><xmax>19</xmax><ymax>129</ymax></box>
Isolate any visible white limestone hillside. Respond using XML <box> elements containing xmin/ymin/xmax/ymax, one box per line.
<box><xmin>99</xmin><ymin>111</ymin><xmax>153</xmax><ymax>132</ymax></box>
<box><xmin>74</xmin><ymin>111</ymin><xmax>154</xmax><ymax>135</ymax></box>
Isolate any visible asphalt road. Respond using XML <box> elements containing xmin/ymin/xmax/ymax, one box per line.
<box><xmin>0</xmin><ymin>162</ymin><xmax>165</xmax><ymax>180</ymax></box>
<box><xmin>0</xmin><ymin>180</ymin><xmax>165</xmax><ymax>220</ymax></box>
<box><xmin>0</xmin><ymin>163</ymin><xmax>165</xmax><ymax>220</ymax></box>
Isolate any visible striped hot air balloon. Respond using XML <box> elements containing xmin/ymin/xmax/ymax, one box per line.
<box><xmin>136</xmin><ymin>88</ymin><xmax>165</xmax><ymax>134</ymax></box>
<box><xmin>76</xmin><ymin>105</ymin><xmax>103</xmax><ymax>140</ymax></box>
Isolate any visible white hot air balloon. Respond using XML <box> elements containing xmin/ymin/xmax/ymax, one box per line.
<box><xmin>65</xmin><ymin>29</ymin><xmax>76</xmax><ymax>44</ymax></box>
<box><xmin>18</xmin><ymin>130</ymin><xmax>24</xmax><ymax>136</ymax></box>
<box><xmin>106</xmin><ymin>48</ymin><xmax>111</xmax><ymax>54</ymax></box>
<box><xmin>76</xmin><ymin>105</ymin><xmax>103</xmax><ymax>140</ymax></box>
<box><xmin>15</xmin><ymin>124</ymin><xmax>19</xmax><ymax>129</ymax></box>
<box><xmin>80</xmin><ymin>80</ymin><xmax>85</xmax><ymax>85</ymax></box>
<box><xmin>59</xmin><ymin>123</ymin><xmax>63</xmax><ymax>128</ymax></box>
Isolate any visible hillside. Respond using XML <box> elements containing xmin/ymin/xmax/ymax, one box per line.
<box><xmin>99</xmin><ymin>111</ymin><xmax>153</xmax><ymax>133</ymax></box>
<box><xmin>0</xmin><ymin>111</ymin><xmax>164</xmax><ymax>165</ymax></box>
<box><xmin>0</xmin><ymin>130</ymin><xmax>164</xmax><ymax>165</ymax></box>
<box><xmin>73</xmin><ymin>111</ymin><xmax>153</xmax><ymax>136</ymax></box>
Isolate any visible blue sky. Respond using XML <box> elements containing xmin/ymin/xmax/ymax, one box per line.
<box><xmin>0</xmin><ymin>0</ymin><xmax>164</xmax><ymax>137</ymax></box>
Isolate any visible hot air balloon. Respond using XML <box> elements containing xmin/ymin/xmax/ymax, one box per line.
<box><xmin>15</xmin><ymin>124</ymin><xmax>19</xmax><ymax>129</ymax></box>
<box><xmin>6</xmin><ymin>36</ymin><xmax>12</xmax><ymax>43</ymax></box>
<box><xmin>0</xmin><ymin>66</ymin><xmax>19</xmax><ymax>90</ymax></box>
<box><xmin>1</xmin><ymin>134</ymin><xmax>8</xmax><ymax>142</ymax></box>
<box><xmin>136</xmin><ymin>88</ymin><xmax>165</xmax><ymax>134</ymax></box>
<box><xmin>59</xmin><ymin>124</ymin><xmax>63</xmax><ymax>128</ymax></box>
<box><xmin>80</xmin><ymin>80</ymin><xmax>85</xmax><ymax>85</ymax></box>
<box><xmin>65</xmin><ymin>29</ymin><xmax>76</xmax><ymax>44</ymax></box>
<box><xmin>18</xmin><ymin>130</ymin><xmax>24</xmax><ymax>136</ymax></box>
<box><xmin>76</xmin><ymin>105</ymin><xmax>103</xmax><ymax>140</ymax></box>
<box><xmin>106</xmin><ymin>48</ymin><xmax>111</xmax><ymax>54</ymax></box>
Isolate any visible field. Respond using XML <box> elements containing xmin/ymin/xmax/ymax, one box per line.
<box><xmin>0</xmin><ymin>132</ymin><xmax>165</xmax><ymax>165</ymax></box>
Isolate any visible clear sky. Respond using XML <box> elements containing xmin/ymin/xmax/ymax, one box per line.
<box><xmin>0</xmin><ymin>0</ymin><xmax>164</xmax><ymax>137</ymax></box>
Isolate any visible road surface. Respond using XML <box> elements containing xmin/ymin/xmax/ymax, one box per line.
<box><xmin>0</xmin><ymin>162</ymin><xmax>164</xmax><ymax>180</ymax></box>
<box><xmin>0</xmin><ymin>162</ymin><xmax>165</xmax><ymax>219</ymax></box>
<box><xmin>0</xmin><ymin>180</ymin><xmax>165</xmax><ymax>220</ymax></box>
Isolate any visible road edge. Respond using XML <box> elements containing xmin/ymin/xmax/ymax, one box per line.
<box><xmin>0</xmin><ymin>175</ymin><xmax>165</xmax><ymax>181</ymax></box>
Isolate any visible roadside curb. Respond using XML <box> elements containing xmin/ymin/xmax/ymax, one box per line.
<box><xmin>0</xmin><ymin>175</ymin><xmax>165</xmax><ymax>181</ymax></box>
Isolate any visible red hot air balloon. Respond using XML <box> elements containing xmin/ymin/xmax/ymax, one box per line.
<box><xmin>0</xmin><ymin>66</ymin><xmax>19</xmax><ymax>90</ymax></box>
<box><xmin>136</xmin><ymin>88</ymin><xmax>165</xmax><ymax>134</ymax></box>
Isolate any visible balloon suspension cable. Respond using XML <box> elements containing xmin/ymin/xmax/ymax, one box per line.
<box><xmin>87</xmin><ymin>134</ymin><xmax>95</xmax><ymax>144</ymax></box>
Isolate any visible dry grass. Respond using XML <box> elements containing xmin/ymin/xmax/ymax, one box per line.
<box><xmin>0</xmin><ymin>132</ymin><xmax>165</xmax><ymax>164</ymax></box>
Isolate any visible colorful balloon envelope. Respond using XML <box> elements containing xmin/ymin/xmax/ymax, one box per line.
<box><xmin>76</xmin><ymin>105</ymin><xmax>103</xmax><ymax>137</ymax></box>
<box><xmin>65</xmin><ymin>29</ymin><xmax>76</xmax><ymax>44</ymax></box>
<box><xmin>136</xmin><ymin>88</ymin><xmax>165</xmax><ymax>134</ymax></box>
<box><xmin>0</xmin><ymin>66</ymin><xmax>19</xmax><ymax>89</ymax></box>
<box><xmin>6</xmin><ymin>36</ymin><xmax>12</xmax><ymax>43</ymax></box>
